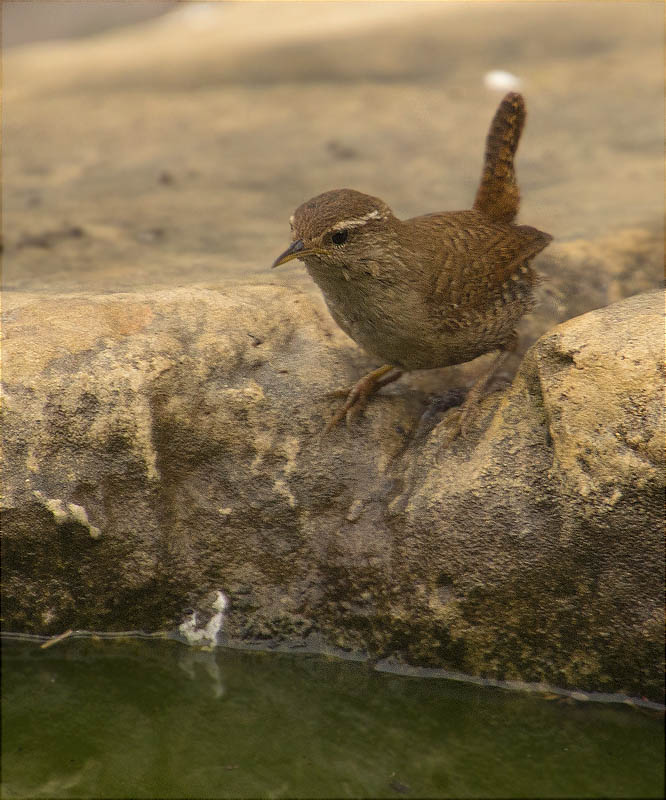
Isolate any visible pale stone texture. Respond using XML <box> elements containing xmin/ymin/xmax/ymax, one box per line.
<box><xmin>395</xmin><ymin>291</ymin><xmax>664</xmax><ymax>697</ymax></box>
<box><xmin>2</xmin><ymin>289</ymin><xmax>664</xmax><ymax>699</ymax></box>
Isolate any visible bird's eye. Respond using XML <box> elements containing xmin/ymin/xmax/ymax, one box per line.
<box><xmin>331</xmin><ymin>229</ymin><xmax>348</xmax><ymax>245</ymax></box>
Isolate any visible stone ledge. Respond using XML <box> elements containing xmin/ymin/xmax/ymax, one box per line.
<box><xmin>2</xmin><ymin>287</ymin><xmax>663</xmax><ymax>701</ymax></box>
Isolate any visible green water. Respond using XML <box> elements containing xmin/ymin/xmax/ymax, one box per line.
<box><xmin>1</xmin><ymin>638</ymin><xmax>663</xmax><ymax>799</ymax></box>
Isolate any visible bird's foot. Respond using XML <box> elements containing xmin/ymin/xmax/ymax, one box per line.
<box><xmin>438</xmin><ymin>346</ymin><xmax>516</xmax><ymax>448</ymax></box>
<box><xmin>325</xmin><ymin>365</ymin><xmax>402</xmax><ymax>432</ymax></box>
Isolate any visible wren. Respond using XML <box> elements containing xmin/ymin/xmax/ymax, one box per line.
<box><xmin>271</xmin><ymin>92</ymin><xmax>552</xmax><ymax>434</ymax></box>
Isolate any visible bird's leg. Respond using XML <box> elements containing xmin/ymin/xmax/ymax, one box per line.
<box><xmin>325</xmin><ymin>364</ymin><xmax>402</xmax><ymax>432</ymax></box>
<box><xmin>458</xmin><ymin>350</ymin><xmax>511</xmax><ymax>434</ymax></box>
<box><xmin>443</xmin><ymin>334</ymin><xmax>518</xmax><ymax>443</ymax></box>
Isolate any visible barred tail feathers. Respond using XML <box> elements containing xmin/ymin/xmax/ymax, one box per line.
<box><xmin>473</xmin><ymin>92</ymin><xmax>526</xmax><ymax>224</ymax></box>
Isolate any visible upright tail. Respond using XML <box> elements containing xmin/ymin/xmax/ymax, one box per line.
<box><xmin>473</xmin><ymin>92</ymin><xmax>526</xmax><ymax>224</ymax></box>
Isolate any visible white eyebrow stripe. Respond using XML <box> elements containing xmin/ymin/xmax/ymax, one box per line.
<box><xmin>330</xmin><ymin>209</ymin><xmax>385</xmax><ymax>231</ymax></box>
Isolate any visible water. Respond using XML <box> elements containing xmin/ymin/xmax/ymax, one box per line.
<box><xmin>2</xmin><ymin>637</ymin><xmax>663</xmax><ymax>799</ymax></box>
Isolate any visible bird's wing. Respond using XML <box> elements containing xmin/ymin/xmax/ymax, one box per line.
<box><xmin>422</xmin><ymin>213</ymin><xmax>552</xmax><ymax>319</ymax></box>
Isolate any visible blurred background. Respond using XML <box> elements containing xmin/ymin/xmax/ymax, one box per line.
<box><xmin>3</xmin><ymin>1</ymin><xmax>176</xmax><ymax>48</ymax></box>
<box><xmin>3</xmin><ymin>1</ymin><xmax>663</xmax><ymax>296</ymax></box>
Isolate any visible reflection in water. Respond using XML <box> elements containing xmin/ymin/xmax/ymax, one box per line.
<box><xmin>2</xmin><ymin>637</ymin><xmax>663</xmax><ymax>799</ymax></box>
<box><xmin>178</xmin><ymin>647</ymin><xmax>225</xmax><ymax>700</ymax></box>
<box><xmin>31</xmin><ymin>758</ymin><xmax>102</xmax><ymax>799</ymax></box>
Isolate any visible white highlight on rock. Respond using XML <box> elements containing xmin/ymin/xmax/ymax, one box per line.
<box><xmin>331</xmin><ymin>209</ymin><xmax>385</xmax><ymax>231</ymax></box>
<box><xmin>178</xmin><ymin>591</ymin><xmax>228</xmax><ymax>648</ymax></box>
<box><xmin>33</xmin><ymin>492</ymin><xmax>101</xmax><ymax>539</ymax></box>
<box><xmin>67</xmin><ymin>503</ymin><xmax>102</xmax><ymax>539</ymax></box>
<box><xmin>483</xmin><ymin>70</ymin><xmax>523</xmax><ymax>91</ymax></box>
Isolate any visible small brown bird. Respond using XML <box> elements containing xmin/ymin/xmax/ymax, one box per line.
<box><xmin>272</xmin><ymin>93</ymin><xmax>552</xmax><ymax>434</ymax></box>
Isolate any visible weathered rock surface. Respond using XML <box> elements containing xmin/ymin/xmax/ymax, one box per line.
<box><xmin>395</xmin><ymin>290</ymin><xmax>664</xmax><ymax>698</ymax></box>
<box><xmin>2</xmin><ymin>288</ymin><xmax>663</xmax><ymax>700</ymax></box>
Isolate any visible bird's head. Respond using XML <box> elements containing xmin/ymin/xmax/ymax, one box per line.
<box><xmin>271</xmin><ymin>189</ymin><xmax>396</xmax><ymax>274</ymax></box>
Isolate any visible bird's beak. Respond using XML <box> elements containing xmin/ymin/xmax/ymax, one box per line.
<box><xmin>271</xmin><ymin>239</ymin><xmax>324</xmax><ymax>269</ymax></box>
<box><xmin>271</xmin><ymin>239</ymin><xmax>305</xmax><ymax>269</ymax></box>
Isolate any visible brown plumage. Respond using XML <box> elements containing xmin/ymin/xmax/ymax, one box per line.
<box><xmin>473</xmin><ymin>91</ymin><xmax>525</xmax><ymax>223</ymax></box>
<box><xmin>272</xmin><ymin>92</ymin><xmax>552</xmax><ymax>434</ymax></box>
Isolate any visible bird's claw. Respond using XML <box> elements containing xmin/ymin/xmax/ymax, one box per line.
<box><xmin>324</xmin><ymin>365</ymin><xmax>401</xmax><ymax>433</ymax></box>
<box><xmin>324</xmin><ymin>376</ymin><xmax>377</xmax><ymax>432</ymax></box>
